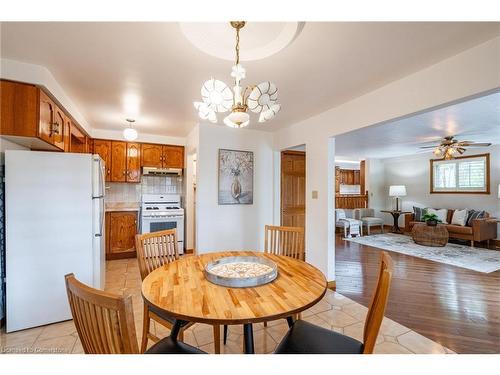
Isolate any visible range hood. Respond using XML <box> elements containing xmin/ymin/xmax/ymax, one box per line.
<box><xmin>142</xmin><ymin>167</ymin><xmax>183</xmax><ymax>176</ymax></box>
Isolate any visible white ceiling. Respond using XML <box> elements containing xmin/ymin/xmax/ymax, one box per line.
<box><xmin>334</xmin><ymin>91</ymin><xmax>500</xmax><ymax>160</ymax></box>
<box><xmin>1</xmin><ymin>22</ymin><xmax>499</xmax><ymax>137</ymax></box>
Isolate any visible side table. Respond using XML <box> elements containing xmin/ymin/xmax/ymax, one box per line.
<box><xmin>381</xmin><ymin>210</ymin><xmax>411</xmax><ymax>234</ymax></box>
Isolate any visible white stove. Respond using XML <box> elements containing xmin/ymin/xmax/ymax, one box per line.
<box><xmin>140</xmin><ymin>194</ymin><xmax>185</xmax><ymax>253</ymax></box>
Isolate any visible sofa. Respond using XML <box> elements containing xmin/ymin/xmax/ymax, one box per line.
<box><xmin>404</xmin><ymin>209</ymin><xmax>497</xmax><ymax>247</ymax></box>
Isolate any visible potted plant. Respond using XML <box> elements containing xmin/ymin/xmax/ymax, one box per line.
<box><xmin>422</xmin><ymin>213</ymin><xmax>441</xmax><ymax>227</ymax></box>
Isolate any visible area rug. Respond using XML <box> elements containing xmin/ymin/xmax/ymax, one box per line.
<box><xmin>345</xmin><ymin>233</ymin><xmax>500</xmax><ymax>273</ymax></box>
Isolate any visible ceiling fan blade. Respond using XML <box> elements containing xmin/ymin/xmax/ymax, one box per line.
<box><xmin>466</xmin><ymin>142</ymin><xmax>492</xmax><ymax>147</ymax></box>
<box><xmin>419</xmin><ymin>145</ymin><xmax>440</xmax><ymax>149</ymax></box>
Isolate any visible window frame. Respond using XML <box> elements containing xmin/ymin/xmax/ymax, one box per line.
<box><xmin>430</xmin><ymin>153</ymin><xmax>490</xmax><ymax>194</ymax></box>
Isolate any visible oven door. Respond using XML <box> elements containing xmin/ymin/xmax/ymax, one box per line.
<box><xmin>141</xmin><ymin>214</ymin><xmax>184</xmax><ymax>254</ymax></box>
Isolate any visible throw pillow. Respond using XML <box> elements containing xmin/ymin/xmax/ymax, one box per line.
<box><xmin>451</xmin><ymin>209</ymin><xmax>468</xmax><ymax>226</ymax></box>
<box><xmin>466</xmin><ymin>210</ymin><xmax>486</xmax><ymax>227</ymax></box>
<box><xmin>413</xmin><ymin>206</ymin><xmax>426</xmax><ymax>222</ymax></box>
<box><xmin>426</xmin><ymin>208</ymin><xmax>448</xmax><ymax>224</ymax></box>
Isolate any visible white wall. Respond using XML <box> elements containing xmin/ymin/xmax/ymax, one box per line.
<box><xmin>196</xmin><ymin>123</ymin><xmax>274</xmax><ymax>253</ymax></box>
<box><xmin>274</xmin><ymin>36</ymin><xmax>500</xmax><ymax>282</ymax></box>
<box><xmin>373</xmin><ymin>147</ymin><xmax>500</xmax><ymax>236</ymax></box>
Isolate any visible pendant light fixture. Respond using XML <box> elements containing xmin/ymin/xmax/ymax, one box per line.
<box><xmin>123</xmin><ymin>118</ymin><xmax>138</xmax><ymax>141</ymax></box>
<box><xmin>194</xmin><ymin>21</ymin><xmax>281</xmax><ymax>128</ymax></box>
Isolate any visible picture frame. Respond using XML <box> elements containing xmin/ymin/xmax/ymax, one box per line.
<box><xmin>218</xmin><ymin>149</ymin><xmax>254</xmax><ymax>205</ymax></box>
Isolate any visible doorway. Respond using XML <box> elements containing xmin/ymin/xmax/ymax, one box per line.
<box><xmin>280</xmin><ymin>150</ymin><xmax>306</xmax><ymax>227</ymax></box>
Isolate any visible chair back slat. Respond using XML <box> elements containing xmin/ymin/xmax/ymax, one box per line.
<box><xmin>65</xmin><ymin>273</ymin><xmax>139</xmax><ymax>354</ymax></box>
<box><xmin>264</xmin><ymin>225</ymin><xmax>305</xmax><ymax>260</ymax></box>
<box><xmin>135</xmin><ymin>229</ymin><xmax>179</xmax><ymax>280</ymax></box>
<box><xmin>362</xmin><ymin>252</ymin><xmax>393</xmax><ymax>353</ymax></box>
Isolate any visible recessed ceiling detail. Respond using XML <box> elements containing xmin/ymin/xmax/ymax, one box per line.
<box><xmin>179</xmin><ymin>22</ymin><xmax>303</xmax><ymax>61</ymax></box>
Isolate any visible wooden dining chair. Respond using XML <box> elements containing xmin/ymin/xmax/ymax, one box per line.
<box><xmin>136</xmin><ymin>229</ymin><xmax>223</xmax><ymax>354</ymax></box>
<box><xmin>64</xmin><ymin>273</ymin><xmax>204</xmax><ymax>354</ymax></box>
<box><xmin>274</xmin><ymin>251</ymin><xmax>393</xmax><ymax>354</ymax></box>
<box><xmin>262</xmin><ymin>225</ymin><xmax>305</xmax><ymax>328</ymax></box>
<box><xmin>264</xmin><ymin>225</ymin><xmax>305</xmax><ymax>260</ymax></box>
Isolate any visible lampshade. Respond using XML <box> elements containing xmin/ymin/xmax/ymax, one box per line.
<box><xmin>389</xmin><ymin>185</ymin><xmax>407</xmax><ymax>197</ymax></box>
<box><xmin>224</xmin><ymin>111</ymin><xmax>250</xmax><ymax>128</ymax></box>
<box><xmin>123</xmin><ymin>127</ymin><xmax>138</xmax><ymax>141</ymax></box>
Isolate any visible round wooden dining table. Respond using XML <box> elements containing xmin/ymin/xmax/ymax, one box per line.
<box><xmin>141</xmin><ymin>251</ymin><xmax>327</xmax><ymax>354</ymax></box>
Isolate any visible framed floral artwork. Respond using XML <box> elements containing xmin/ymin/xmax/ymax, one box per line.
<box><xmin>218</xmin><ymin>149</ymin><xmax>254</xmax><ymax>205</ymax></box>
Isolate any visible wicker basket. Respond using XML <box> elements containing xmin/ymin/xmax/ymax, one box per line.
<box><xmin>411</xmin><ymin>223</ymin><xmax>449</xmax><ymax>247</ymax></box>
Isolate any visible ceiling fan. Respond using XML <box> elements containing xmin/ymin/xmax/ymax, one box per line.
<box><xmin>419</xmin><ymin>136</ymin><xmax>491</xmax><ymax>159</ymax></box>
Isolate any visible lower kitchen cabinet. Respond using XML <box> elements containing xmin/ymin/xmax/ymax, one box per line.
<box><xmin>105</xmin><ymin>211</ymin><xmax>138</xmax><ymax>260</ymax></box>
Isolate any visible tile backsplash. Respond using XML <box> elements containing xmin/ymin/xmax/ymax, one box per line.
<box><xmin>141</xmin><ymin>175</ymin><xmax>183</xmax><ymax>195</ymax></box>
<box><xmin>105</xmin><ymin>183</ymin><xmax>141</xmax><ymax>203</ymax></box>
<box><xmin>105</xmin><ymin>176</ymin><xmax>183</xmax><ymax>203</ymax></box>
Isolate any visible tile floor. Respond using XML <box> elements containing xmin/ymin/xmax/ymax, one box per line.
<box><xmin>1</xmin><ymin>258</ymin><xmax>455</xmax><ymax>354</ymax></box>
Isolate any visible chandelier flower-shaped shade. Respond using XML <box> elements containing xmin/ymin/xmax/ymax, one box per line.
<box><xmin>193</xmin><ymin>22</ymin><xmax>280</xmax><ymax>128</ymax></box>
<box><xmin>201</xmin><ymin>78</ymin><xmax>233</xmax><ymax>113</ymax></box>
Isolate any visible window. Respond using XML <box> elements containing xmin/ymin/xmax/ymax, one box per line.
<box><xmin>430</xmin><ymin>154</ymin><xmax>490</xmax><ymax>194</ymax></box>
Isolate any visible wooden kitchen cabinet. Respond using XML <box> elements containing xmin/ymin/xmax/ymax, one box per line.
<box><xmin>38</xmin><ymin>90</ymin><xmax>58</xmax><ymax>147</ymax></box>
<box><xmin>110</xmin><ymin>141</ymin><xmax>140</xmax><ymax>182</ymax></box>
<box><xmin>69</xmin><ymin>121</ymin><xmax>86</xmax><ymax>153</ymax></box>
<box><xmin>141</xmin><ymin>143</ymin><xmax>163</xmax><ymax>168</ymax></box>
<box><xmin>105</xmin><ymin>211</ymin><xmax>137</xmax><ymax>259</ymax></box>
<box><xmin>163</xmin><ymin>145</ymin><xmax>184</xmax><ymax>168</ymax></box>
<box><xmin>111</xmin><ymin>141</ymin><xmax>127</xmax><ymax>182</ymax></box>
<box><xmin>126</xmin><ymin>142</ymin><xmax>141</xmax><ymax>182</ymax></box>
<box><xmin>93</xmin><ymin>139</ymin><xmax>112</xmax><ymax>181</ymax></box>
<box><xmin>141</xmin><ymin>143</ymin><xmax>184</xmax><ymax>169</ymax></box>
<box><xmin>0</xmin><ymin>80</ymin><xmax>39</xmax><ymax>137</ymax></box>
<box><xmin>1</xmin><ymin>80</ymin><xmax>89</xmax><ymax>152</ymax></box>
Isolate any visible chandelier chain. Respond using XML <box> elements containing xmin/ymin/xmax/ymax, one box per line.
<box><xmin>235</xmin><ymin>26</ymin><xmax>240</xmax><ymax>65</ymax></box>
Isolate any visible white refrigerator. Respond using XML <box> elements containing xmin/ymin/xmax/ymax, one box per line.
<box><xmin>5</xmin><ymin>150</ymin><xmax>105</xmax><ymax>332</ymax></box>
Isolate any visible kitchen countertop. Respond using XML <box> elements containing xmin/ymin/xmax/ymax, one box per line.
<box><xmin>105</xmin><ymin>202</ymin><xmax>140</xmax><ymax>212</ymax></box>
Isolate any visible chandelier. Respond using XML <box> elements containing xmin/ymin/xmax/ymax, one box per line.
<box><xmin>193</xmin><ymin>21</ymin><xmax>281</xmax><ymax>128</ymax></box>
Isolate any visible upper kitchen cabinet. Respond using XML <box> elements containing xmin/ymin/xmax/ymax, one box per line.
<box><xmin>111</xmin><ymin>141</ymin><xmax>127</xmax><ymax>182</ymax></box>
<box><xmin>0</xmin><ymin>79</ymin><xmax>89</xmax><ymax>152</ymax></box>
<box><xmin>110</xmin><ymin>141</ymin><xmax>141</xmax><ymax>183</ymax></box>
<box><xmin>141</xmin><ymin>143</ymin><xmax>163</xmax><ymax>168</ymax></box>
<box><xmin>141</xmin><ymin>143</ymin><xmax>184</xmax><ymax>169</ymax></box>
<box><xmin>163</xmin><ymin>145</ymin><xmax>184</xmax><ymax>168</ymax></box>
<box><xmin>93</xmin><ymin>139</ymin><xmax>112</xmax><ymax>181</ymax></box>
<box><xmin>1</xmin><ymin>80</ymin><xmax>39</xmax><ymax>138</ymax></box>
<box><xmin>69</xmin><ymin>121</ymin><xmax>86</xmax><ymax>153</ymax></box>
<box><xmin>126</xmin><ymin>142</ymin><xmax>141</xmax><ymax>182</ymax></box>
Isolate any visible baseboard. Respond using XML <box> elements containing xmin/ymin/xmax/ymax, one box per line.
<box><xmin>106</xmin><ymin>252</ymin><xmax>137</xmax><ymax>260</ymax></box>
<box><xmin>327</xmin><ymin>280</ymin><xmax>336</xmax><ymax>290</ymax></box>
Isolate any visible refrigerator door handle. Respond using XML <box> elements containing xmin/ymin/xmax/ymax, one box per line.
<box><xmin>95</xmin><ymin>197</ymin><xmax>104</xmax><ymax>237</ymax></box>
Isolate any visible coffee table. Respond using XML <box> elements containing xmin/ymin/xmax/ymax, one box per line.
<box><xmin>411</xmin><ymin>223</ymin><xmax>449</xmax><ymax>247</ymax></box>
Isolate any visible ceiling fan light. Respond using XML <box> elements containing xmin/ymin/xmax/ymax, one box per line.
<box><xmin>224</xmin><ymin>111</ymin><xmax>250</xmax><ymax>128</ymax></box>
<box><xmin>123</xmin><ymin>127</ymin><xmax>138</xmax><ymax>141</ymax></box>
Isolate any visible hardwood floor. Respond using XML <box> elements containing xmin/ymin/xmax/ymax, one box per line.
<box><xmin>335</xmin><ymin>235</ymin><xmax>500</xmax><ymax>354</ymax></box>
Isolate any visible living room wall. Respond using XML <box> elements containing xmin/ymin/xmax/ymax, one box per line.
<box><xmin>368</xmin><ymin>145</ymin><xmax>500</xmax><ymax>238</ymax></box>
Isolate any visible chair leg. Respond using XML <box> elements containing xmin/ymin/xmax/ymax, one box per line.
<box><xmin>263</xmin><ymin>321</ymin><xmax>268</xmax><ymax>327</ymax></box>
<box><xmin>141</xmin><ymin>304</ymin><xmax>151</xmax><ymax>353</ymax></box>
<box><xmin>367</xmin><ymin>226</ymin><xmax>370</xmax><ymax>235</ymax></box>
<box><xmin>178</xmin><ymin>329</ymin><xmax>184</xmax><ymax>342</ymax></box>
<box><xmin>213</xmin><ymin>325</ymin><xmax>221</xmax><ymax>354</ymax></box>
<box><xmin>471</xmin><ymin>240</ymin><xmax>475</xmax><ymax>247</ymax></box>
<box><xmin>380</xmin><ymin>224</ymin><xmax>384</xmax><ymax>234</ymax></box>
